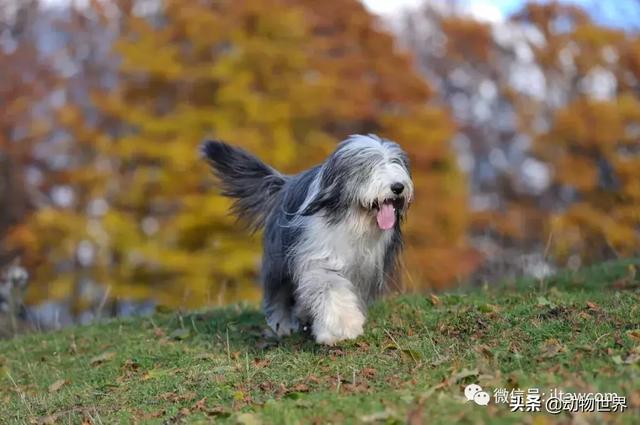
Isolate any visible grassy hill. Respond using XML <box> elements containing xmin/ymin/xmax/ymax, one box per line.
<box><xmin>1</xmin><ymin>260</ymin><xmax>639</xmax><ymax>424</ymax></box>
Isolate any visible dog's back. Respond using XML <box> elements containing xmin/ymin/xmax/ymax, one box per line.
<box><xmin>201</xmin><ymin>140</ymin><xmax>288</xmax><ymax>231</ymax></box>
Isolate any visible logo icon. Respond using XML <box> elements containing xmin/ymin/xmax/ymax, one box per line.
<box><xmin>464</xmin><ymin>384</ymin><xmax>490</xmax><ymax>406</ymax></box>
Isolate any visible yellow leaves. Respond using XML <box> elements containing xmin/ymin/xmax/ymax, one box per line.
<box><xmin>541</xmin><ymin>94</ymin><xmax>640</xmax><ymax>262</ymax></box>
<box><xmin>47</xmin><ymin>276</ymin><xmax>75</xmax><ymax>301</ymax></box>
<box><xmin>553</xmin><ymin>99</ymin><xmax>623</xmax><ymax>148</ymax></box>
<box><xmin>441</xmin><ymin>17</ymin><xmax>493</xmax><ymax>62</ymax></box>
<box><xmin>555</xmin><ymin>155</ymin><xmax>597</xmax><ymax>191</ymax></box>
<box><xmin>13</xmin><ymin>0</ymin><xmax>472</xmax><ymax>306</ymax></box>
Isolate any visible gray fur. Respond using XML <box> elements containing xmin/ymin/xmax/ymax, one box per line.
<box><xmin>202</xmin><ymin>134</ymin><xmax>413</xmax><ymax>344</ymax></box>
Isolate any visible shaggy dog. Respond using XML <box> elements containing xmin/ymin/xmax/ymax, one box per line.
<box><xmin>202</xmin><ymin>134</ymin><xmax>413</xmax><ymax>345</ymax></box>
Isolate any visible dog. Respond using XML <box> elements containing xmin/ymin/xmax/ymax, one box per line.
<box><xmin>202</xmin><ymin>134</ymin><xmax>413</xmax><ymax>344</ymax></box>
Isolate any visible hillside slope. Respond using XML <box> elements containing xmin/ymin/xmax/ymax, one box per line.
<box><xmin>1</xmin><ymin>260</ymin><xmax>639</xmax><ymax>424</ymax></box>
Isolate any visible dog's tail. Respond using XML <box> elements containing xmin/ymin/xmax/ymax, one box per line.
<box><xmin>201</xmin><ymin>140</ymin><xmax>287</xmax><ymax>231</ymax></box>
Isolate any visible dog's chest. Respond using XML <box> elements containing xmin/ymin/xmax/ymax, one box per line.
<box><xmin>320</xmin><ymin>216</ymin><xmax>392</xmax><ymax>286</ymax></box>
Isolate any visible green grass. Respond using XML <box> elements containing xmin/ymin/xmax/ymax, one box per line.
<box><xmin>1</xmin><ymin>260</ymin><xmax>639</xmax><ymax>424</ymax></box>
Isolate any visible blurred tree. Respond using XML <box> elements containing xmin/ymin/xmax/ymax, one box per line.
<box><xmin>516</xmin><ymin>3</ymin><xmax>640</xmax><ymax>264</ymax></box>
<box><xmin>401</xmin><ymin>1</ymin><xmax>640</xmax><ymax>276</ymax></box>
<box><xmin>400</xmin><ymin>4</ymin><xmax>547</xmax><ymax>279</ymax></box>
<box><xmin>11</xmin><ymin>0</ymin><xmax>472</xmax><ymax>310</ymax></box>
<box><xmin>0</xmin><ymin>0</ymin><xmax>57</xmax><ymax>265</ymax></box>
<box><xmin>537</xmin><ymin>96</ymin><xmax>640</xmax><ymax>262</ymax></box>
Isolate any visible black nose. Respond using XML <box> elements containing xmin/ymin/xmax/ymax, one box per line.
<box><xmin>390</xmin><ymin>182</ymin><xmax>404</xmax><ymax>195</ymax></box>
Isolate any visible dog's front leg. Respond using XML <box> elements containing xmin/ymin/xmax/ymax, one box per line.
<box><xmin>295</xmin><ymin>268</ymin><xmax>365</xmax><ymax>345</ymax></box>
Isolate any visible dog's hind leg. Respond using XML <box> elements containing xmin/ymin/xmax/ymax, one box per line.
<box><xmin>295</xmin><ymin>268</ymin><xmax>365</xmax><ymax>345</ymax></box>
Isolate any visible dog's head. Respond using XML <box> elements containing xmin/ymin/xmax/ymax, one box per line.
<box><xmin>301</xmin><ymin>134</ymin><xmax>413</xmax><ymax>230</ymax></box>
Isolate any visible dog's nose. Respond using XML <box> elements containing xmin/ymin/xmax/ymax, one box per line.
<box><xmin>390</xmin><ymin>182</ymin><xmax>404</xmax><ymax>195</ymax></box>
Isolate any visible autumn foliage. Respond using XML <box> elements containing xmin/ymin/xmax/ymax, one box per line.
<box><xmin>2</xmin><ymin>0</ymin><xmax>639</xmax><ymax>312</ymax></box>
<box><xmin>6</xmin><ymin>0</ymin><xmax>469</xmax><ymax>310</ymax></box>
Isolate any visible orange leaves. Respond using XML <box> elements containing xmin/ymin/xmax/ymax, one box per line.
<box><xmin>8</xmin><ymin>0</ymin><xmax>472</xmax><ymax>307</ymax></box>
<box><xmin>441</xmin><ymin>18</ymin><xmax>493</xmax><ymax>62</ymax></box>
<box><xmin>554</xmin><ymin>155</ymin><xmax>598</xmax><ymax>191</ymax></box>
<box><xmin>552</xmin><ymin>99</ymin><xmax>625</xmax><ymax>149</ymax></box>
<box><xmin>540</xmin><ymin>95</ymin><xmax>640</xmax><ymax>261</ymax></box>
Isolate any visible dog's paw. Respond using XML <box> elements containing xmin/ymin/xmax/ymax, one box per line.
<box><xmin>313</xmin><ymin>309</ymin><xmax>365</xmax><ymax>345</ymax></box>
<box><xmin>267</xmin><ymin>312</ymin><xmax>299</xmax><ymax>337</ymax></box>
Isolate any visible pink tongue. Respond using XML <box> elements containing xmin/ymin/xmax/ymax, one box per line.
<box><xmin>376</xmin><ymin>203</ymin><xmax>396</xmax><ymax>230</ymax></box>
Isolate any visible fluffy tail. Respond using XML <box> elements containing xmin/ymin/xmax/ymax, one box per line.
<box><xmin>201</xmin><ymin>140</ymin><xmax>287</xmax><ymax>231</ymax></box>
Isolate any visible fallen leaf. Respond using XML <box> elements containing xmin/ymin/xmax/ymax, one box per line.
<box><xmin>206</xmin><ymin>406</ymin><xmax>231</xmax><ymax>418</ymax></box>
<box><xmin>36</xmin><ymin>415</ymin><xmax>57</xmax><ymax>425</ymax></box>
<box><xmin>253</xmin><ymin>358</ymin><xmax>270</xmax><ymax>368</ymax></box>
<box><xmin>356</xmin><ymin>341</ymin><xmax>370</xmax><ymax>350</ymax></box>
<box><xmin>48</xmin><ymin>379</ymin><xmax>67</xmax><ymax>393</ymax></box>
<box><xmin>537</xmin><ymin>296</ymin><xmax>555</xmax><ymax>307</ymax></box>
<box><xmin>586</xmin><ymin>301</ymin><xmax>599</xmax><ymax>311</ymax></box>
<box><xmin>401</xmin><ymin>349</ymin><xmax>423</xmax><ymax>362</ymax></box>
<box><xmin>159</xmin><ymin>391</ymin><xmax>196</xmax><ymax>402</ymax></box>
<box><xmin>284</xmin><ymin>392</ymin><xmax>304</xmax><ymax>400</ymax></box>
<box><xmin>196</xmin><ymin>353</ymin><xmax>216</xmax><ymax>361</ymax></box>
<box><xmin>141</xmin><ymin>369</ymin><xmax>163</xmax><ymax>381</ymax></box>
<box><xmin>540</xmin><ymin>339</ymin><xmax>566</xmax><ymax>358</ymax></box>
<box><xmin>169</xmin><ymin>328</ymin><xmax>190</xmax><ymax>340</ymax></box>
<box><xmin>90</xmin><ymin>351</ymin><xmax>116</xmax><ymax>366</ymax></box>
<box><xmin>121</xmin><ymin>359</ymin><xmax>140</xmax><ymax>372</ymax></box>
<box><xmin>236</xmin><ymin>412</ymin><xmax>261</xmax><ymax>425</ymax></box>
<box><xmin>361</xmin><ymin>409</ymin><xmax>397</xmax><ymax>423</ymax></box>
<box><xmin>623</xmin><ymin>353</ymin><xmax>640</xmax><ymax>365</ymax></box>
<box><xmin>429</xmin><ymin>294</ymin><xmax>442</xmax><ymax>306</ymax></box>
<box><xmin>475</xmin><ymin>344</ymin><xmax>494</xmax><ymax>358</ymax></box>
<box><xmin>478</xmin><ymin>303</ymin><xmax>499</xmax><ymax>313</ymax></box>
<box><xmin>577</xmin><ymin>311</ymin><xmax>592</xmax><ymax>320</ymax></box>
<box><xmin>192</xmin><ymin>397</ymin><xmax>207</xmax><ymax>411</ymax></box>
<box><xmin>626</xmin><ymin>330</ymin><xmax>640</xmax><ymax>342</ymax></box>
<box><xmin>361</xmin><ymin>367</ymin><xmax>377</xmax><ymax>379</ymax></box>
<box><xmin>611</xmin><ymin>355</ymin><xmax>623</xmax><ymax>365</ymax></box>
<box><xmin>291</xmin><ymin>383</ymin><xmax>309</xmax><ymax>392</ymax></box>
<box><xmin>449</xmin><ymin>368</ymin><xmax>478</xmax><ymax>385</ymax></box>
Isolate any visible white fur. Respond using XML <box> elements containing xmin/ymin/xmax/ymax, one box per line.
<box><xmin>252</xmin><ymin>134</ymin><xmax>412</xmax><ymax>345</ymax></box>
<box><xmin>291</xmin><ymin>210</ymin><xmax>394</xmax><ymax>344</ymax></box>
<box><xmin>341</xmin><ymin>135</ymin><xmax>414</xmax><ymax>208</ymax></box>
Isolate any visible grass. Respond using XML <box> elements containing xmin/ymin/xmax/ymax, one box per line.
<box><xmin>1</xmin><ymin>260</ymin><xmax>639</xmax><ymax>424</ymax></box>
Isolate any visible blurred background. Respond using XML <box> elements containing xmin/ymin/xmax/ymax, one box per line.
<box><xmin>0</xmin><ymin>0</ymin><xmax>638</xmax><ymax>333</ymax></box>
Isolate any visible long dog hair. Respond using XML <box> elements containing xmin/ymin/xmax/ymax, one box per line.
<box><xmin>202</xmin><ymin>134</ymin><xmax>413</xmax><ymax>344</ymax></box>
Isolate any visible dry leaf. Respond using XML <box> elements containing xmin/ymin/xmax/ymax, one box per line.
<box><xmin>36</xmin><ymin>415</ymin><xmax>58</xmax><ymax>425</ymax></box>
<box><xmin>361</xmin><ymin>409</ymin><xmax>397</xmax><ymax>423</ymax></box>
<box><xmin>291</xmin><ymin>383</ymin><xmax>309</xmax><ymax>392</ymax></box>
<box><xmin>48</xmin><ymin>379</ymin><xmax>67</xmax><ymax>393</ymax></box>
<box><xmin>193</xmin><ymin>397</ymin><xmax>207</xmax><ymax>411</ymax></box>
<box><xmin>90</xmin><ymin>351</ymin><xmax>115</xmax><ymax>366</ymax></box>
<box><xmin>236</xmin><ymin>412</ymin><xmax>261</xmax><ymax>425</ymax></box>
<box><xmin>540</xmin><ymin>339</ymin><xmax>566</xmax><ymax>358</ymax></box>
<box><xmin>253</xmin><ymin>358</ymin><xmax>270</xmax><ymax>368</ymax></box>
<box><xmin>169</xmin><ymin>328</ymin><xmax>190</xmax><ymax>340</ymax></box>
<box><xmin>626</xmin><ymin>330</ymin><xmax>640</xmax><ymax>342</ymax></box>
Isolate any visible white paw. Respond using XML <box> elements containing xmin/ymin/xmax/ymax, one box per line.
<box><xmin>313</xmin><ymin>308</ymin><xmax>365</xmax><ymax>345</ymax></box>
<box><xmin>267</xmin><ymin>311</ymin><xmax>299</xmax><ymax>337</ymax></box>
